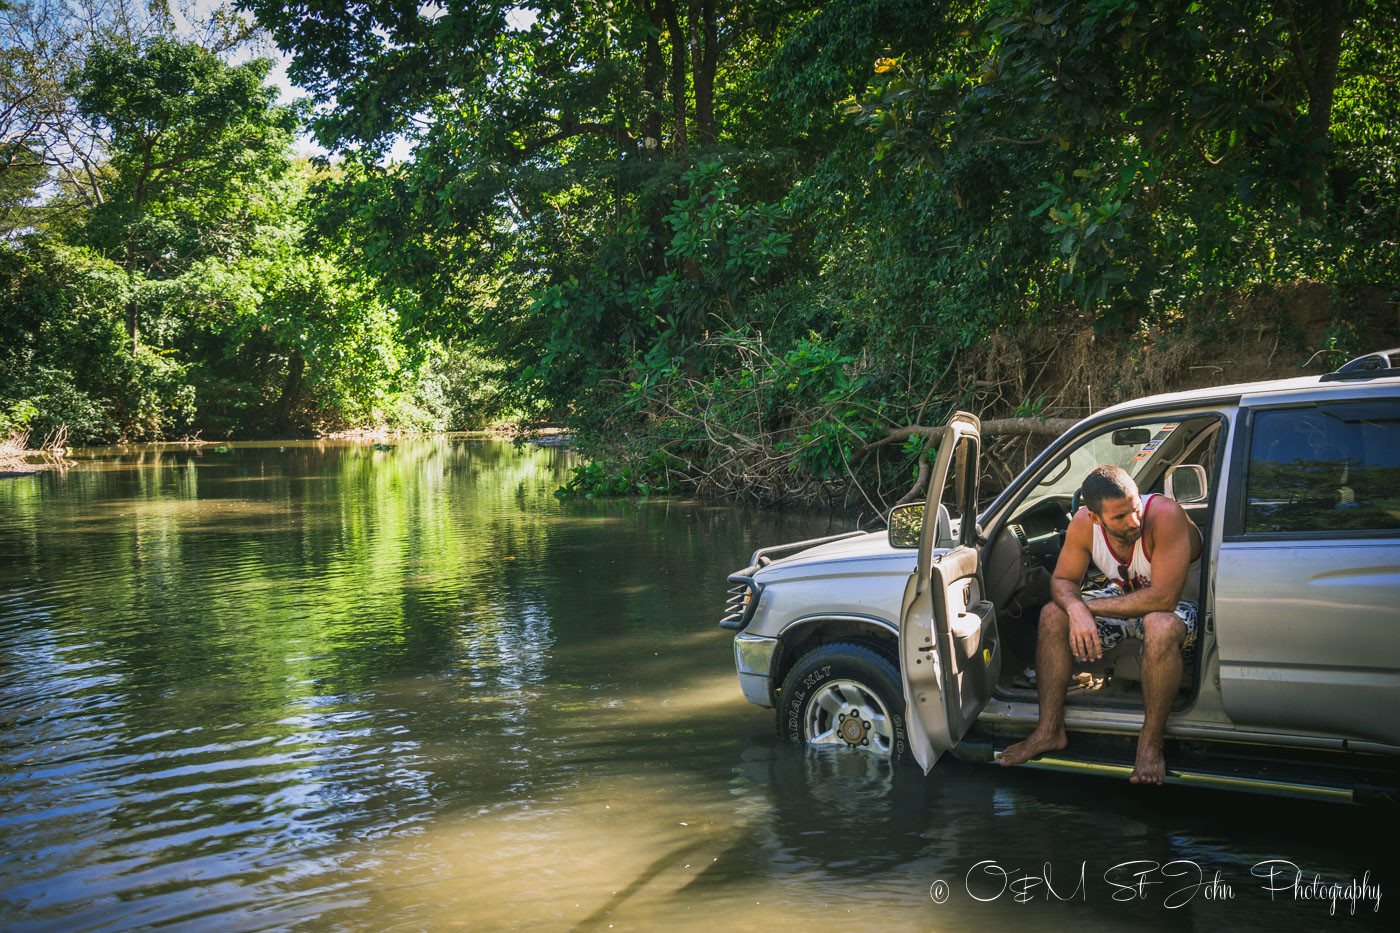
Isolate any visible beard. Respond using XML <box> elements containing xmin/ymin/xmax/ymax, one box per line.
<box><xmin>1110</xmin><ymin>525</ymin><xmax>1142</xmax><ymax>547</ymax></box>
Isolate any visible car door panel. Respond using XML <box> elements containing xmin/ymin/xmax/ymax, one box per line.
<box><xmin>938</xmin><ymin>548</ymin><xmax>1000</xmax><ymax>725</ymax></box>
<box><xmin>899</xmin><ymin>415</ymin><xmax>1001</xmax><ymax>773</ymax></box>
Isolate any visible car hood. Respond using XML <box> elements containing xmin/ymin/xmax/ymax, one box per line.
<box><xmin>752</xmin><ymin>531</ymin><xmax>917</xmax><ymax>583</ymax></box>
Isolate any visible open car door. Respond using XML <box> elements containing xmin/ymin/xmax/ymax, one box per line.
<box><xmin>899</xmin><ymin>412</ymin><xmax>1002</xmax><ymax>773</ymax></box>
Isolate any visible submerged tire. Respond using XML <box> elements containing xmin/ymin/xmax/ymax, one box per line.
<box><xmin>777</xmin><ymin>641</ymin><xmax>910</xmax><ymax>760</ymax></box>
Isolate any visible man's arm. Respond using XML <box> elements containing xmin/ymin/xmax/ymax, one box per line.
<box><xmin>1050</xmin><ymin>509</ymin><xmax>1102</xmax><ymax>661</ymax></box>
<box><xmin>1084</xmin><ymin>498</ymin><xmax>1194</xmax><ymax>620</ymax></box>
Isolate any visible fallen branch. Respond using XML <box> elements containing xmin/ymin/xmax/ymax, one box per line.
<box><xmin>867</xmin><ymin>416</ymin><xmax>1077</xmax><ymax>506</ymax></box>
<box><xmin>979</xmin><ymin>417</ymin><xmax>1079</xmax><ymax>437</ymax></box>
<box><xmin>860</xmin><ymin>416</ymin><xmax>1076</xmax><ymax>452</ymax></box>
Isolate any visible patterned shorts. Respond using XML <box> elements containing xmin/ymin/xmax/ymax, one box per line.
<box><xmin>1081</xmin><ymin>584</ymin><xmax>1198</xmax><ymax>656</ymax></box>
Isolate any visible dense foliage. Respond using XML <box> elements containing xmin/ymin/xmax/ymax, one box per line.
<box><xmin>1</xmin><ymin>1</ymin><xmax>506</xmax><ymax>442</ymax></box>
<box><xmin>4</xmin><ymin>1</ymin><xmax>1398</xmax><ymax>506</ymax></box>
<box><xmin>235</xmin><ymin>0</ymin><xmax>1398</xmax><ymax>504</ymax></box>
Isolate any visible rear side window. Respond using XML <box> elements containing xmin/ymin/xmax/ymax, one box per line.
<box><xmin>1245</xmin><ymin>401</ymin><xmax>1400</xmax><ymax>533</ymax></box>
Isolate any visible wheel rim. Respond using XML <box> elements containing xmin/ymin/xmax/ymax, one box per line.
<box><xmin>802</xmin><ymin>679</ymin><xmax>895</xmax><ymax>755</ymax></box>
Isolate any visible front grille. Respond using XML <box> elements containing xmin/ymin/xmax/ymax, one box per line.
<box><xmin>719</xmin><ymin>577</ymin><xmax>758</xmax><ymax>630</ymax></box>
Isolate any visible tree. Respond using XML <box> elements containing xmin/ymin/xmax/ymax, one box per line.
<box><xmin>176</xmin><ymin>165</ymin><xmax>412</xmax><ymax>436</ymax></box>
<box><xmin>73</xmin><ymin>36</ymin><xmax>300</xmax><ymax>349</ymax></box>
<box><xmin>0</xmin><ymin>236</ymin><xmax>197</xmax><ymax>442</ymax></box>
<box><xmin>850</xmin><ymin>1</ymin><xmax>1400</xmax><ymax>312</ymax></box>
<box><xmin>0</xmin><ymin>141</ymin><xmax>47</xmax><ymax>234</ymax></box>
<box><xmin>238</xmin><ymin>2</ymin><xmax>821</xmax><ymax>404</ymax></box>
<box><xmin>3</xmin><ymin>6</ymin><xmax>449</xmax><ymax>442</ymax></box>
<box><xmin>1</xmin><ymin>0</ymin><xmax>263</xmax><ymax>231</ymax></box>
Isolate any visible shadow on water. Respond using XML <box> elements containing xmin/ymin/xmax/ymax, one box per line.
<box><xmin>1</xmin><ymin>438</ymin><xmax>1393</xmax><ymax>931</ymax></box>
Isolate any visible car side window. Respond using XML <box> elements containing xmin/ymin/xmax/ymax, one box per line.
<box><xmin>1244</xmin><ymin>402</ymin><xmax>1400</xmax><ymax>533</ymax></box>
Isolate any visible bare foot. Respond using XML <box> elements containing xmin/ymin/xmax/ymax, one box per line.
<box><xmin>1130</xmin><ymin>743</ymin><xmax>1167</xmax><ymax>784</ymax></box>
<box><xmin>998</xmin><ymin>729</ymin><xmax>1068</xmax><ymax>766</ymax></box>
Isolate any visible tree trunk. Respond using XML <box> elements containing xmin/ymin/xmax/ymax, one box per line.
<box><xmin>124</xmin><ymin>300</ymin><xmax>139</xmax><ymax>356</ymax></box>
<box><xmin>979</xmin><ymin>417</ymin><xmax>1080</xmax><ymax>437</ymax></box>
<box><xmin>273</xmin><ymin>348</ymin><xmax>305</xmax><ymax>430</ymax></box>
<box><xmin>658</xmin><ymin>0</ymin><xmax>688</xmax><ymax>153</ymax></box>
<box><xmin>641</xmin><ymin>0</ymin><xmax>665</xmax><ymax>150</ymax></box>
<box><xmin>638</xmin><ymin>2</ymin><xmax>672</xmax><ymax>272</ymax></box>
<box><xmin>1284</xmin><ymin>0</ymin><xmax>1346</xmax><ymax>218</ymax></box>
<box><xmin>123</xmin><ymin>234</ymin><xmax>140</xmax><ymax>355</ymax></box>
<box><xmin>691</xmin><ymin>0</ymin><xmax>718</xmax><ymax>145</ymax></box>
<box><xmin>860</xmin><ymin>418</ymin><xmax>1079</xmax><ymax>454</ymax></box>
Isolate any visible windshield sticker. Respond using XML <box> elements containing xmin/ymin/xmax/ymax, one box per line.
<box><xmin>1148</xmin><ymin>424</ymin><xmax>1178</xmax><ymax>442</ymax></box>
<box><xmin>1133</xmin><ymin>439</ymin><xmax>1162</xmax><ymax>461</ymax></box>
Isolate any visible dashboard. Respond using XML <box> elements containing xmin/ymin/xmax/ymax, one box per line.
<box><xmin>984</xmin><ymin>495</ymin><xmax>1074</xmax><ymax>609</ymax></box>
<box><xmin>1013</xmin><ymin>497</ymin><xmax>1072</xmax><ymax>541</ymax></box>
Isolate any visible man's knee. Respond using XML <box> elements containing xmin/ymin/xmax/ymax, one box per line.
<box><xmin>1039</xmin><ymin>602</ymin><xmax>1068</xmax><ymax>636</ymax></box>
<box><xmin>1142</xmin><ymin>612</ymin><xmax>1185</xmax><ymax>654</ymax></box>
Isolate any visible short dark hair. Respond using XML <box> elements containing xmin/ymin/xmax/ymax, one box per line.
<box><xmin>1082</xmin><ymin>465</ymin><xmax>1137</xmax><ymax>515</ymax></box>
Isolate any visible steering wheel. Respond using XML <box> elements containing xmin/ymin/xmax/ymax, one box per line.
<box><xmin>1070</xmin><ymin>486</ymin><xmax>1083</xmax><ymax>518</ymax></box>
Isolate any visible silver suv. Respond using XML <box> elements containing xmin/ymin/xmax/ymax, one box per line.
<box><xmin>723</xmin><ymin>349</ymin><xmax>1400</xmax><ymax>803</ymax></box>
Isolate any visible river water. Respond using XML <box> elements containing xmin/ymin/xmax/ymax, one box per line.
<box><xmin>0</xmin><ymin>439</ymin><xmax>1392</xmax><ymax>931</ymax></box>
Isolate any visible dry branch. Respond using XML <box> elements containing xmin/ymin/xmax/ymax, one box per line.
<box><xmin>980</xmin><ymin>417</ymin><xmax>1078</xmax><ymax>437</ymax></box>
<box><xmin>1</xmin><ymin>428</ymin><xmax>73</xmax><ymax>474</ymax></box>
<box><xmin>859</xmin><ymin>416</ymin><xmax>1075</xmax><ymax>455</ymax></box>
<box><xmin>863</xmin><ymin>416</ymin><xmax>1077</xmax><ymax>506</ymax></box>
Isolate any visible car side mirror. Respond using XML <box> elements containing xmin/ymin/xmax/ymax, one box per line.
<box><xmin>888</xmin><ymin>503</ymin><xmax>923</xmax><ymax>548</ymax></box>
<box><xmin>887</xmin><ymin>502</ymin><xmax>954</xmax><ymax>549</ymax></box>
<box><xmin>1165</xmin><ymin>464</ymin><xmax>1208</xmax><ymax>503</ymax></box>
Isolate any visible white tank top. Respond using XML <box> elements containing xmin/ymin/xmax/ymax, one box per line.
<box><xmin>1089</xmin><ymin>493</ymin><xmax>1201</xmax><ymax>603</ymax></box>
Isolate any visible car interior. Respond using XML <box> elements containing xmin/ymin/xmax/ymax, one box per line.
<box><xmin>981</xmin><ymin>414</ymin><xmax>1225</xmax><ymax>709</ymax></box>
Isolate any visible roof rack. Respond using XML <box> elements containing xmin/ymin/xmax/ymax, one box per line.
<box><xmin>1320</xmin><ymin>348</ymin><xmax>1400</xmax><ymax>382</ymax></box>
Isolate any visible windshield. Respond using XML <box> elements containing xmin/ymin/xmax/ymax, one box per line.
<box><xmin>1023</xmin><ymin>419</ymin><xmax>1182</xmax><ymax>509</ymax></box>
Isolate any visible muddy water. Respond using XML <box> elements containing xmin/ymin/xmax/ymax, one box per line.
<box><xmin>0</xmin><ymin>439</ymin><xmax>1392</xmax><ymax>931</ymax></box>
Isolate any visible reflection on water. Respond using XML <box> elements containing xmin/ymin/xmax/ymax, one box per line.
<box><xmin>0</xmin><ymin>439</ymin><xmax>1393</xmax><ymax>931</ymax></box>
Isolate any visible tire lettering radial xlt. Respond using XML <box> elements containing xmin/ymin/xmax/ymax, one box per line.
<box><xmin>777</xmin><ymin>642</ymin><xmax>908</xmax><ymax>760</ymax></box>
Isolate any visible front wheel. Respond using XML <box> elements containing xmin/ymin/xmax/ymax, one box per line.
<box><xmin>777</xmin><ymin>642</ymin><xmax>910</xmax><ymax>760</ymax></box>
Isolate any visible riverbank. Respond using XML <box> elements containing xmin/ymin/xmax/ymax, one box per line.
<box><xmin>562</xmin><ymin>283</ymin><xmax>1400</xmax><ymax>510</ymax></box>
<box><xmin>0</xmin><ymin>426</ymin><xmax>572</xmax><ymax>479</ymax></box>
<box><xmin>0</xmin><ymin>432</ymin><xmax>72</xmax><ymax>477</ymax></box>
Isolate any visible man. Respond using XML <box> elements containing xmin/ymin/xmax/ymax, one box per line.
<box><xmin>999</xmin><ymin>464</ymin><xmax>1201</xmax><ymax>784</ymax></box>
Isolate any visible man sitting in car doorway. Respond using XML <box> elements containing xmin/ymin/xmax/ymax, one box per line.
<box><xmin>999</xmin><ymin>464</ymin><xmax>1202</xmax><ymax>784</ymax></box>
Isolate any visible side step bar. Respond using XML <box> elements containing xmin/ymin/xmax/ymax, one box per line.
<box><xmin>998</xmin><ymin>753</ymin><xmax>1356</xmax><ymax>804</ymax></box>
<box><xmin>961</xmin><ymin>728</ymin><xmax>1399</xmax><ymax>805</ymax></box>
